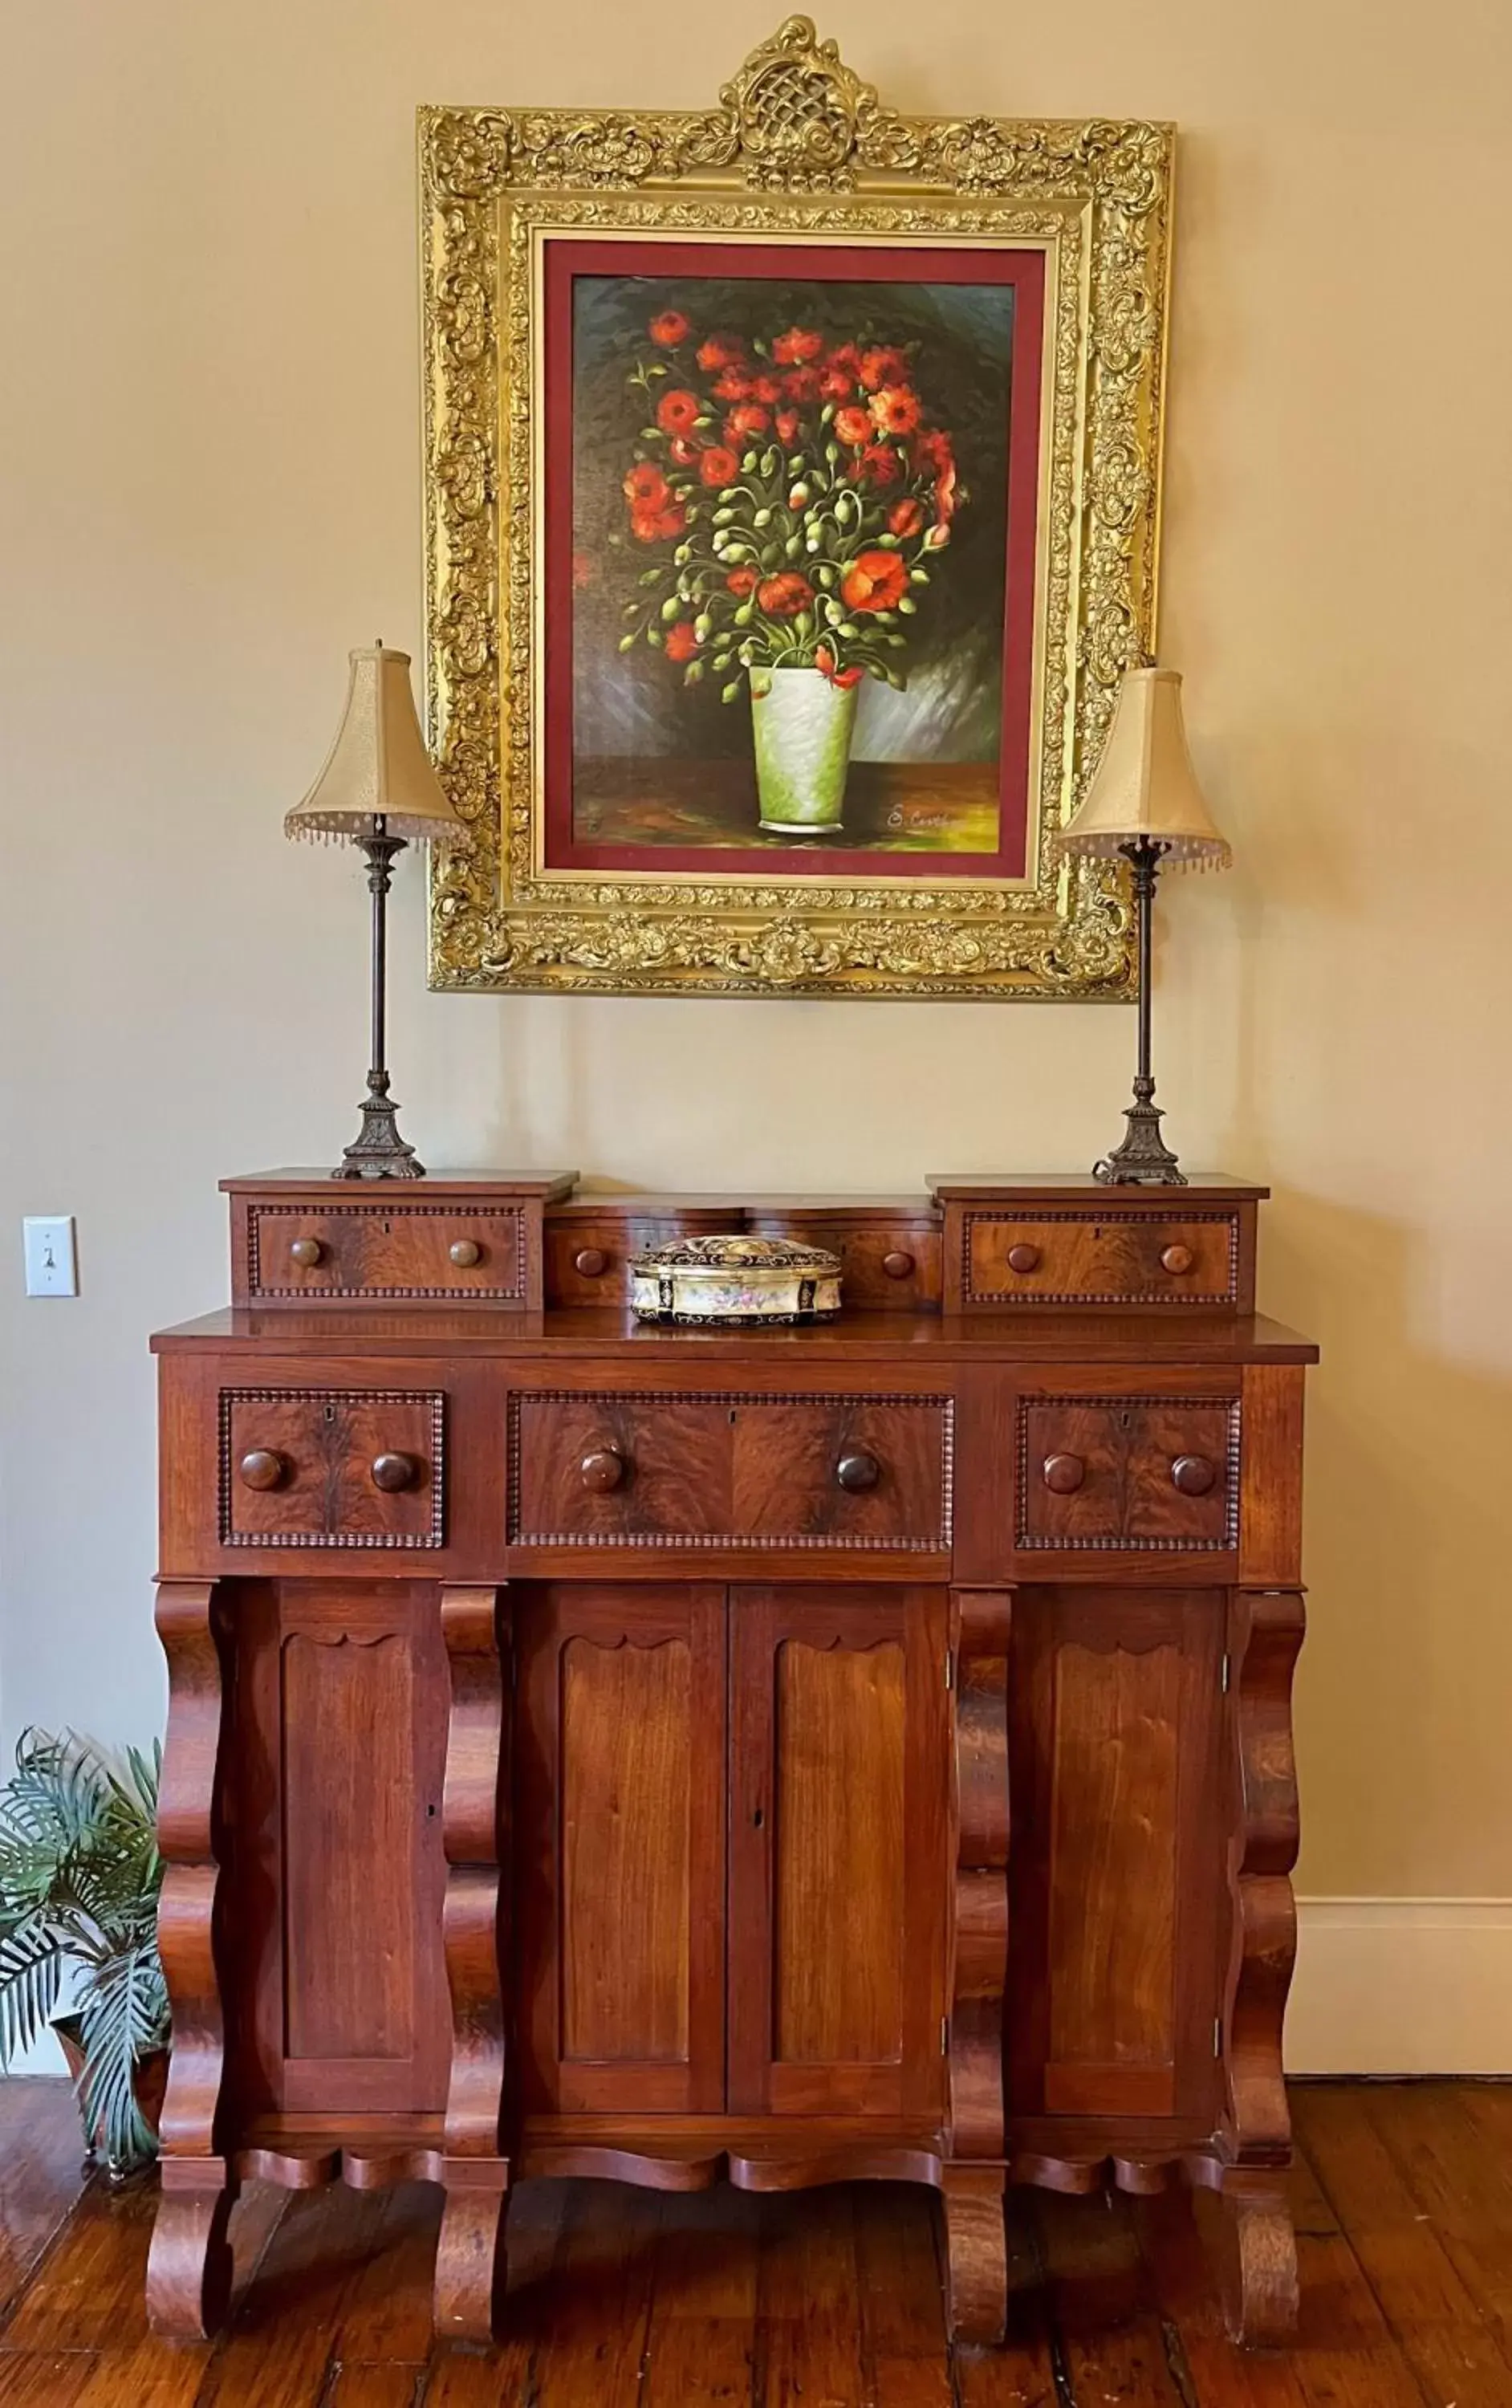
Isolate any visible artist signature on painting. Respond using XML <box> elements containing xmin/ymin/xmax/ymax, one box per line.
<box><xmin>886</xmin><ymin>806</ymin><xmax>952</xmax><ymax>830</ymax></box>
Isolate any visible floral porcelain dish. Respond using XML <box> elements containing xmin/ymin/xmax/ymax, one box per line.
<box><xmin>628</xmin><ymin>1235</ymin><xmax>843</xmax><ymax>1325</ymax></box>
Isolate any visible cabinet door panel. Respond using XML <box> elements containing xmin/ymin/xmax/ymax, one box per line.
<box><xmin>228</xmin><ymin>1580</ymin><xmax>449</xmax><ymax>2117</ymax></box>
<box><xmin>729</xmin><ymin>1585</ymin><xmax>948</xmax><ymax>2118</ymax></box>
<box><xmin>516</xmin><ymin>1583</ymin><xmax>726</xmax><ymax>2113</ymax></box>
<box><xmin>1009</xmin><ymin>1587</ymin><xmax>1225</xmax><ymax>2126</ymax></box>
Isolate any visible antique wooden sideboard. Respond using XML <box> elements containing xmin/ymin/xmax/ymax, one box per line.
<box><xmin>146</xmin><ymin>1169</ymin><xmax>1314</xmax><ymax>2351</ymax></box>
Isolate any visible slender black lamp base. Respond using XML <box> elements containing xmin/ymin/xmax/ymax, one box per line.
<box><xmin>1093</xmin><ymin>835</ymin><xmax>1186</xmax><ymax>1188</ymax></box>
<box><xmin>330</xmin><ymin>823</ymin><xmax>427</xmax><ymax>1181</ymax></box>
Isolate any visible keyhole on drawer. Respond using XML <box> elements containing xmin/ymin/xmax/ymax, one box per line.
<box><xmin>425</xmin><ymin>1802</ymin><xmax>437</xmax><ymax>1818</ymax></box>
<box><xmin>753</xmin><ymin>1806</ymin><xmax>764</xmax><ymax>1828</ymax></box>
<box><xmin>1119</xmin><ymin>1410</ymin><xmax>1132</xmax><ymax>1430</ymax></box>
<box><xmin>323</xmin><ymin>1403</ymin><xmax>337</xmax><ymax>1426</ymax></box>
<box><xmin>730</xmin><ymin>1408</ymin><xmax>738</xmax><ymax>1426</ymax></box>
<box><xmin>382</xmin><ymin>1218</ymin><xmax>392</xmax><ymax>1235</ymax></box>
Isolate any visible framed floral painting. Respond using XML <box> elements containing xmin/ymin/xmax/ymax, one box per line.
<box><xmin>421</xmin><ymin>19</ymin><xmax>1174</xmax><ymax>997</ymax></box>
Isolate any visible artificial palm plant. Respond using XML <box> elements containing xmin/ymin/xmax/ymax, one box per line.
<box><xmin>0</xmin><ymin>1729</ymin><xmax>168</xmax><ymax>2173</ymax></box>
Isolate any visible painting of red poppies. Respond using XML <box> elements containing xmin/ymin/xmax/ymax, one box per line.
<box><xmin>543</xmin><ymin>238</ymin><xmax>1046</xmax><ymax>881</ymax></box>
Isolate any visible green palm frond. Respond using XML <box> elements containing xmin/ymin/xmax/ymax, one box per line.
<box><xmin>0</xmin><ymin>1729</ymin><xmax>165</xmax><ymax>2174</ymax></box>
<box><xmin>0</xmin><ymin>1916</ymin><xmax>64</xmax><ymax>2063</ymax></box>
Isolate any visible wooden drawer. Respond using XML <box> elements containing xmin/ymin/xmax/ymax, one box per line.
<box><xmin>218</xmin><ymin>1387</ymin><xmax>445</xmax><ymax>1549</ymax></box>
<box><xmin>1014</xmin><ymin>1392</ymin><xmax>1238</xmax><ymax>1554</ymax></box>
<box><xmin>960</xmin><ymin>1209</ymin><xmax>1244</xmax><ymax>1308</ymax></box>
<box><xmin>509</xmin><ymin>1389</ymin><xmax>952</xmax><ymax>1552</ymax></box>
<box><xmin>543</xmin><ymin>1210</ymin><xmax>734</xmax><ymax>1307</ymax></box>
<box><xmin>244</xmin><ymin>1203</ymin><xmax>526</xmax><ymax>1303</ymax></box>
<box><xmin>746</xmin><ymin>1213</ymin><xmax>941</xmax><ymax>1312</ymax></box>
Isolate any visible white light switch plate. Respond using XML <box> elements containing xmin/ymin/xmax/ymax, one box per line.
<box><xmin>23</xmin><ymin>1216</ymin><xmax>77</xmax><ymax>1296</ymax></box>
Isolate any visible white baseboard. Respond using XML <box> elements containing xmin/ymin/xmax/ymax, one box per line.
<box><xmin>1287</xmin><ymin>1898</ymin><xmax>1512</xmax><ymax>2075</ymax></box>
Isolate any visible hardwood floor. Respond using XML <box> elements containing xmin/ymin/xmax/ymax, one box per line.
<box><xmin>2</xmin><ymin>2079</ymin><xmax>1511</xmax><ymax>2404</ymax></box>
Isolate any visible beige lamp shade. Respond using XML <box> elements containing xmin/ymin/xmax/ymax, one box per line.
<box><xmin>284</xmin><ymin>644</ymin><xmax>469</xmax><ymax>849</ymax></box>
<box><xmin>1055</xmin><ymin>667</ymin><xmax>1230</xmax><ymax>872</ymax></box>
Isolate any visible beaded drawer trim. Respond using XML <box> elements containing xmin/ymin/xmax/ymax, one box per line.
<box><xmin>217</xmin><ymin>1386</ymin><xmax>446</xmax><ymax>1549</ymax></box>
<box><xmin>961</xmin><ymin>1209</ymin><xmax>1241</xmax><ymax>1308</ymax></box>
<box><xmin>1013</xmin><ymin>1391</ymin><xmax>1242</xmax><ymax>1552</ymax></box>
<box><xmin>507</xmin><ymin>1388</ymin><xmax>953</xmax><ymax>1552</ymax></box>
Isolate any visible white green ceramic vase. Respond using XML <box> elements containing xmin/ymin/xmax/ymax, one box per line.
<box><xmin>750</xmin><ymin>665</ymin><xmax>858</xmax><ymax>834</ymax></box>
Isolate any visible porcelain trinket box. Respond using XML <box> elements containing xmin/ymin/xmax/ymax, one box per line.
<box><xmin>629</xmin><ymin>1235</ymin><xmax>843</xmax><ymax>1325</ymax></box>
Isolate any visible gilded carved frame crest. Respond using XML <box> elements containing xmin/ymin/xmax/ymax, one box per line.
<box><xmin>420</xmin><ymin>19</ymin><xmax>1173</xmax><ymax>997</ymax></box>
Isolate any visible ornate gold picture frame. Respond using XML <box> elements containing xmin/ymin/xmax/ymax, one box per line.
<box><xmin>421</xmin><ymin>18</ymin><xmax>1173</xmax><ymax>998</ymax></box>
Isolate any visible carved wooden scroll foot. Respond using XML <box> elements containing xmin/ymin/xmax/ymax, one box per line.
<box><xmin>1217</xmin><ymin>2178</ymin><xmax>1299</xmax><ymax>2349</ymax></box>
<box><xmin>145</xmin><ymin>2177</ymin><xmax>237</xmax><ymax>2340</ymax></box>
<box><xmin>434</xmin><ymin>2182</ymin><xmax>510</xmax><ymax>2343</ymax></box>
<box><xmin>941</xmin><ymin>2166</ymin><xmax>1008</xmax><ymax>2345</ymax></box>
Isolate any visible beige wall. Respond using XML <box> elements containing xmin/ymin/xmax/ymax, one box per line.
<box><xmin>2</xmin><ymin>0</ymin><xmax>1509</xmax><ymax>1917</ymax></box>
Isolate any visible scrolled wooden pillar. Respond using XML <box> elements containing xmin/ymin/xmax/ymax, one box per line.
<box><xmin>146</xmin><ymin>1580</ymin><xmax>237</xmax><ymax>2340</ymax></box>
<box><xmin>435</xmin><ymin>1584</ymin><xmax>510</xmax><ymax>2343</ymax></box>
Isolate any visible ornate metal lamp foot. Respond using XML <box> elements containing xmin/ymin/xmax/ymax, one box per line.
<box><xmin>335</xmin><ymin>1072</ymin><xmax>425</xmax><ymax>1180</ymax></box>
<box><xmin>1094</xmin><ymin>1078</ymin><xmax>1186</xmax><ymax>1186</ymax></box>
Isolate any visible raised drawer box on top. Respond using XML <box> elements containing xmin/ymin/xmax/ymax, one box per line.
<box><xmin>226</xmin><ymin>1172</ymin><xmax>575</xmax><ymax>1308</ymax></box>
<box><xmin>944</xmin><ymin>1206</ymin><xmax>1255</xmax><ymax>1312</ymax></box>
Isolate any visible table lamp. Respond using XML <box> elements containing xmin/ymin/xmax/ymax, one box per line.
<box><xmin>284</xmin><ymin>643</ymin><xmax>469</xmax><ymax>1180</ymax></box>
<box><xmin>1055</xmin><ymin>667</ymin><xmax>1231</xmax><ymax>1186</ymax></box>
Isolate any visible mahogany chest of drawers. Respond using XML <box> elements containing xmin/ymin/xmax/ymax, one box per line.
<box><xmin>146</xmin><ymin>1170</ymin><xmax>1314</xmax><ymax>2354</ymax></box>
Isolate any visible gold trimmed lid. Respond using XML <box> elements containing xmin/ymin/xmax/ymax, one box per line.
<box><xmin>629</xmin><ymin>1235</ymin><xmax>841</xmax><ymax>1276</ymax></box>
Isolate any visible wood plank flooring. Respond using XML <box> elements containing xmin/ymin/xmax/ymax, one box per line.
<box><xmin>2</xmin><ymin>2079</ymin><xmax>1510</xmax><ymax>2405</ymax></box>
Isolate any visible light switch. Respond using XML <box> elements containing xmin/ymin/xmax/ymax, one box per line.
<box><xmin>23</xmin><ymin>1216</ymin><xmax>77</xmax><ymax>1297</ymax></box>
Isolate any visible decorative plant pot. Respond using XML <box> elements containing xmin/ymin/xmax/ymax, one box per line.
<box><xmin>52</xmin><ymin>2014</ymin><xmax>168</xmax><ymax>2178</ymax></box>
<box><xmin>750</xmin><ymin>666</ymin><xmax>859</xmax><ymax>834</ymax></box>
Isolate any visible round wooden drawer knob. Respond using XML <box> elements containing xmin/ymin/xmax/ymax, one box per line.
<box><xmin>1170</xmin><ymin>1454</ymin><xmax>1217</xmax><ymax>1496</ymax></box>
<box><xmin>449</xmin><ymin>1239</ymin><xmax>482</xmax><ymax>1268</ymax></box>
<box><xmin>288</xmin><ymin>1237</ymin><xmax>323</xmax><ymax>1268</ymax></box>
<box><xmin>574</xmin><ymin>1247</ymin><xmax>610</xmax><ymax>1279</ymax></box>
<box><xmin>1006</xmin><ymin>1243</ymin><xmax>1042</xmax><ymax>1274</ymax></box>
<box><xmin>881</xmin><ymin>1250</ymin><xmax>915</xmax><ymax>1281</ymax></box>
<box><xmin>1160</xmin><ymin>1243</ymin><xmax>1195</xmax><ymax>1275</ymax></box>
<box><xmin>580</xmin><ymin>1444</ymin><xmax>627</xmax><ymax>1492</ymax></box>
<box><xmin>238</xmin><ymin>1449</ymin><xmax>287</xmax><ymax>1492</ymax></box>
<box><xmin>835</xmin><ymin>1449</ymin><xmax>880</xmax><ymax>1492</ymax></box>
<box><xmin>1042</xmin><ymin>1452</ymin><xmax>1085</xmax><ymax>1495</ymax></box>
<box><xmin>370</xmin><ymin>1452</ymin><xmax>420</xmax><ymax>1494</ymax></box>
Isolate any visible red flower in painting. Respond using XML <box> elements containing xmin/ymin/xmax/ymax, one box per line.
<box><xmin>698</xmin><ymin>445</ymin><xmax>740</xmax><ymax>488</ymax></box>
<box><xmin>773</xmin><ymin>325</ymin><xmax>824</xmax><ymax>365</ymax></box>
<box><xmin>888</xmin><ymin>495</ymin><xmax>925</xmax><ymax>537</ymax></box>
<box><xmin>913</xmin><ymin>427</ymin><xmax>958</xmax><ymax>525</ymax></box>
<box><xmin>669</xmin><ymin>435</ymin><xmax>698</xmax><ymax>466</ymax></box>
<box><xmin>623</xmin><ymin>461</ymin><xmax>670</xmax><ymax>506</ymax></box>
<box><xmin>832</xmin><ymin>405</ymin><xmax>871</xmax><ymax>448</ymax></box>
<box><xmin>725</xmin><ymin>402</ymin><xmax>770</xmax><ymax>441</ymax></box>
<box><xmin>664</xmin><ymin>620</ymin><xmax>700</xmax><ymax>663</ymax></box>
<box><xmin>819</xmin><ymin>361</ymin><xmax>857</xmax><ymax>401</ymax></box>
<box><xmin>648</xmin><ymin>309</ymin><xmax>690</xmax><ymax>346</ymax></box>
<box><xmin>713</xmin><ymin>365</ymin><xmax>753</xmax><ymax>402</ymax></box>
<box><xmin>697</xmin><ymin>334</ymin><xmax>744</xmax><ymax>372</ymax></box>
<box><xmin>781</xmin><ymin>364</ymin><xmax>820</xmax><ymax>403</ymax></box>
<box><xmin>746</xmin><ymin>372</ymin><xmax>781</xmax><ymax>406</ymax></box>
<box><xmin>757</xmin><ymin>571</ymin><xmax>814</xmax><ymax>617</ymax></box>
<box><xmin>869</xmin><ymin>384</ymin><xmax>921</xmax><ymax>437</ymax></box>
<box><xmin>857</xmin><ymin>442</ymin><xmax>901</xmax><ymax>488</ymax></box>
<box><xmin>859</xmin><ymin>344</ymin><xmax>909</xmax><ymax>392</ymax></box>
<box><xmin>655</xmin><ymin>388</ymin><xmax>701</xmax><ymax>435</ymax></box>
<box><xmin>725</xmin><ymin>566</ymin><xmax>758</xmax><ymax>597</ymax></box>
<box><xmin>815</xmin><ymin>645</ymin><xmax>864</xmax><ymax>688</ymax></box>
<box><xmin>630</xmin><ymin>500</ymin><xmax>686</xmax><ymax>543</ymax></box>
<box><xmin>774</xmin><ymin>407</ymin><xmax>801</xmax><ymax>446</ymax></box>
<box><xmin>839</xmin><ymin>550</ymin><xmax>908</xmax><ymax>612</ymax></box>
